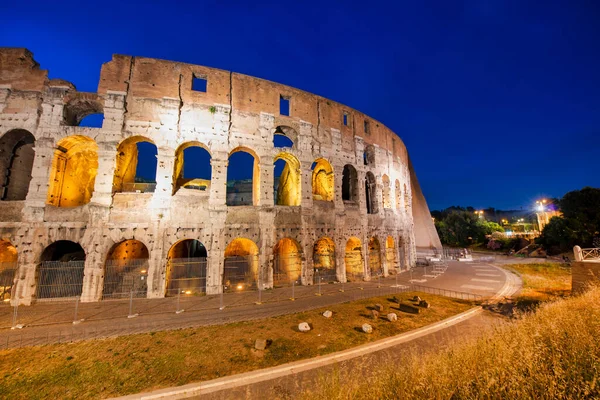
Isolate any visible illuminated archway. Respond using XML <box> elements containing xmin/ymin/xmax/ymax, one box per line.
<box><xmin>368</xmin><ymin>237</ymin><xmax>382</xmax><ymax>275</ymax></box>
<box><xmin>0</xmin><ymin>240</ymin><xmax>18</xmax><ymax>301</ymax></box>
<box><xmin>227</xmin><ymin>147</ymin><xmax>260</xmax><ymax>206</ymax></box>
<box><xmin>395</xmin><ymin>179</ymin><xmax>401</xmax><ymax>210</ymax></box>
<box><xmin>274</xmin><ymin>152</ymin><xmax>301</xmax><ymax>206</ymax></box>
<box><xmin>0</xmin><ymin>129</ymin><xmax>35</xmax><ymax>201</ymax></box>
<box><xmin>173</xmin><ymin>142</ymin><xmax>211</xmax><ymax>194</ymax></box>
<box><xmin>165</xmin><ymin>239</ymin><xmax>207</xmax><ymax>296</ymax></box>
<box><xmin>313</xmin><ymin>236</ymin><xmax>336</xmax><ymax>282</ymax></box>
<box><xmin>385</xmin><ymin>236</ymin><xmax>397</xmax><ymax>273</ymax></box>
<box><xmin>113</xmin><ymin>136</ymin><xmax>157</xmax><ymax>193</ymax></box>
<box><xmin>46</xmin><ymin>135</ymin><xmax>98</xmax><ymax>207</ymax></box>
<box><xmin>273</xmin><ymin>237</ymin><xmax>302</xmax><ymax>284</ymax></box>
<box><xmin>311</xmin><ymin>158</ymin><xmax>334</xmax><ymax>202</ymax></box>
<box><xmin>342</xmin><ymin>164</ymin><xmax>358</xmax><ymax>202</ymax></box>
<box><xmin>365</xmin><ymin>172</ymin><xmax>377</xmax><ymax>214</ymax></box>
<box><xmin>37</xmin><ymin>240</ymin><xmax>85</xmax><ymax>299</ymax></box>
<box><xmin>223</xmin><ymin>238</ymin><xmax>259</xmax><ymax>290</ymax></box>
<box><xmin>382</xmin><ymin>175</ymin><xmax>391</xmax><ymax>209</ymax></box>
<box><xmin>103</xmin><ymin>240</ymin><xmax>150</xmax><ymax>299</ymax></box>
<box><xmin>345</xmin><ymin>237</ymin><xmax>364</xmax><ymax>279</ymax></box>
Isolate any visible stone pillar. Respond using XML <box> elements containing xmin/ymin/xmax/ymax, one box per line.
<box><xmin>259</xmin><ymin>160</ymin><xmax>274</xmax><ymax>206</ymax></box>
<box><xmin>381</xmin><ymin>237</ymin><xmax>389</xmax><ymax>277</ymax></box>
<box><xmin>102</xmin><ymin>91</ymin><xmax>126</xmax><ymax>132</ymax></box>
<box><xmin>90</xmin><ymin>143</ymin><xmax>118</xmax><ymax>208</ymax></box>
<box><xmin>357</xmin><ymin>170</ymin><xmax>367</xmax><ymax>214</ymax></box>
<box><xmin>209</xmin><ymin>154</ymin><xmax>228</xmax><ymax>207</ymax></box>
<box><xmin>333</xmin><ymin>164</ymin><xmax>344</xmax><ymax>209</ymax></box>
<box><xmin>300</xmin><ymin>160</ymin><xmax>313</xmax><ymax>208</ymax></box>
<box><xmin>151</xmin><ymin>149</ymin><xmax>175</xmax><ymax>218</ymax></box>
<box><xmin>80</xmin><ymin>251</ymin><xmax>104</xmax><ymax>302</ymax></box>
<box><xmin>206</xmin><ymin>238</ymin><xmax>223</xmax><ymax>295</ymax></box>
<box><xmin>362</xmin><ymin>237</ymin><xmax>370</xmax><ymax>280</ymax></box>
<box><xmin>23</xmin><ymin>137</ymin><xmax>55</xmax><ymax>221</ymax></box>
<box><xmin>335</xmin><ymin>238</ymin><xmax>347</xmax><ymax>283</ymax></box>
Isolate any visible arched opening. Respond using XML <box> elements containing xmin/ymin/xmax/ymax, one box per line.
<box><xmin>364</xmin><ymin>144</ymin><xmax>375</xmax><ymax>166</ymax></box>
<box><xmin>311</xmin><ymin>158</ymin><xmax>334</xmax><ymax>202</ymax></box>
<box><xmin>37</xmin><ymin>240</ymin><xmax>85</xmax><ymax>300</ymax></box>
<box><xmin>165</xmin><ymin>239</ymin><xmax>207</xmax><ymax>296</ymax></box>
<box><xmin>227</xmin><ymin>148</ymin><xmax>259</xmax><ymax>206</ymax></box>
<box><xmin>404</xmin><ymin>183</ymin><xmax>410</xmax><ymax>213</ymax></box>
<box><xmin>365</xmin><ymin>172</ymin><xmax>377</xmax><ymax>214</ymax></box>
<box><xmin>395</xmin><ymin>179</ymin><xmax>401</xmax><ymax>210</ymax></box>
<box><xmin>313</xmin><ymin>237</ymin><xmax>336</xmax><ymax>283</ymax></box>
<box><xmin>0</xmin><ymin>240</ymin><xmax>18</xmax><ymax>301</ymax></box>
<box><xmin>103</xmin><ymin>240</ymin><xmax>150</xmax><ymax>299</ymax></box>
<box><xmin>113</xmin><ymin>136</ymin><xmax>157</xmax><ymax>193</ymax></box>
<box><xmin>345</xmin><ymin>237</ymin><xmax>364</xmax><ymax>280</ymax></box>
<box><xmin>273</xmin><ymin>238</ymin><xmax>302</xmax><ymax>285</ymax></box>
<box><xmin>273</xmin><ymin>126</ymin><xmax>297</xmax><ymax>148</ymax></box>
<box><xmin>274</xmin><ymin>152</ymin><xmax>301</xmax><ymax>206</ymax></box>
<box><xmin>385</xmin><ymin>236</ymin><xmax>397</xmax><ymax>273</ymax></box>
<box><xmin>63</xmin><ymin>96</ymin><xmax>104</xmax><ymax>127</ymax></box>
<box><xmin>173</xmin><ymin>142</ymin><xmax>212</xmax><ymax>194</ymax></box>
<box><xmin>382</xmin><ymin>175</ymin><xmax>391</xmax><ymax>209</ymax></box>
<box><xmin>0</xmin><ymin>129</ymin><xmax>35</xmax><ymax>201</ymax></box>
<box><xmin>223</xmin><ymin>238</ymin><xmax>259</xmax><ymax>291</ymax></box>
<box><xmin>46</xmin><ymin>135</ymin><xmax>98</xmax><ymax>207</ymax></box>
<box><xmin>342</xmin><ymin>164</ymin><xmax>358</xmax><ymax>202</ymax></box>
<box><xmin>368</xmin><ymin>237</ymin><xmax>382</xmax><ymax>276</ymax></box>
<box><xmin>78</xmin><ymin>114</ymin><xmax>104</xmax><ymax>128</ymax></box>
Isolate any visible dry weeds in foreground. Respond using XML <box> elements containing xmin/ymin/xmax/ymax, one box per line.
<box><xmin>303</xmin><ymin>287</ymin><xmax>600</xmax><ymax>400</ymax></box>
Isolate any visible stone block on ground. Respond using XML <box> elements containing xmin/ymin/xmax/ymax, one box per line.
<box><xmin>387</xmin><ymin>313</ymin><xmax>398</xmax><ymax>321</ymax></box>
<box><xmin>374</xmin><ymin>303</ymin><xmax>384</xmax><ymax>312</ymax></box>
<box><xmin>419</xmin><ymin>300</ymin><xmax>430</xmax><ymax>308</ymax></box>
<box><xmin>399</xmin><ymin>302</ymin><xmax>420</xmax><ymax>314</ymax></box>
<box><xmin>323</xmin><ymin>310</ymin><xmax>333</xmax><ymax>318</ymax></box>
<box><xmin>371</xmin><ymin>309</ymin><xmax>380</xmax><ymax>319</ymax></box>
<box><xmin>412</xmin><ymin>296</ymin><xmax>422</xmax><ymax>302</ymax></box>
<box><xmin>362</xmin><ymin>323</ymin><xmax>373</xmax><ymax>333</ymax></box>
<box><xmin>254</xmin><ymin>338</ymin><xmax>269</xmax><ymax>350</ymax></box>
<box><xmin>298</xmin><ymin>322</ymin><xmax>311</xmax><ymax>332</ymax></box>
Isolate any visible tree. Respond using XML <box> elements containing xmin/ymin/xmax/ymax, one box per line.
<box><xmin>434</xmin><ymin>211</ymin><xmax>503</xmax><ymax>247</ymax></box>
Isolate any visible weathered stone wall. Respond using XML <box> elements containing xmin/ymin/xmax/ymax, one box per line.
<box><xmin>572</xmin><ymin>261</ymin><xmax>600</xmax><ymax>294</ymax></box>
<box><xmin>0</xmin><ymin>48</ymin><xmax>440</xmax><ymax>305</ymax></box>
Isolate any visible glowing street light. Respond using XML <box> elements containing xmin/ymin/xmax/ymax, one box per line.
<box><xmin>474</xmin><ymin>210</ymin><xmax>484</xmax><ymax>218</ymax></box>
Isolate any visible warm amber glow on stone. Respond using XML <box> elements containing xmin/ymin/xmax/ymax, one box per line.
<box><xmin>313</xmin><ymin>236</ymin><xmax>335</xmax><ymax>271</ymax></box>
<box><xmin>274</xmin><ymin>152</ymin><xmax>301</xmax><ymax>206</ymax></box>
<box><xmin>345</xmin><ymin>237</ymin><xmax>364</xmax><ymax>275</ymax></box>
<box><xmin>312</xmin><ymin>158</ymin><xmax>334</xmax><ymax>202</ymax></box>
<box><xmin>273</xmin><ymin>237</ymin><xmax>302</xmax><ymax>281</ymax></box>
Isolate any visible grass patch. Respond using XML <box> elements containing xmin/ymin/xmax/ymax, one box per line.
<box><xmin>0</xmin><ymin>292</ymin><xmax>473</xmax><ymax>399</ymax></box>
<box><xmin>301</xmin><ymin>286</ymin><xmax>600</xmax><ymax>400</ymax></box>
<box><xmin>505</xmin><ymin>262</ymin><xmax>571</xmax><ymax>303</ymax></box>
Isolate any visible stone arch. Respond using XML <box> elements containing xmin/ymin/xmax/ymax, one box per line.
<box><xmin>368</xmin><ymin>237</ymin><xmax>382</xmax><ymax>275</ymax></box>
<box><xmin>46</xmin><ymin>135</ymin><xmax>98</xmax><ymax>207</ymax></box>
<box><xmin>364</xmin><ymin>144</ymin><xmax>376</xmax><ymax>166</ymax></box>
<box><xmin>385</xmin><ymin>236</ymin><xmax>397</xmax><ymax>273</ymax></box>
<box><xmin>223</xmin><ymin>238</ymin><xmax>259</xmax><ymax>290</ymax></box>
<box><xmin>311</xmin><ymin>158</ymin><xmax>334</xmax><ymax>202</ymax></box>
<box><xmin>345</xmin><ymin>237</ymin><xmax>364</xmax><ymax>279</ymax></box>
<box><xmin>165</xmin><ymin>239</ymin><xmax>207</xmax><ymax>296</ymax></box>
<box><xmin>63</xmin><ymin>94</ymin><xmax>104</xmax><ymax>127</ymax></box>
<box><xmin>173</xmin><ymin>142</ymin><xmax>212</xmax><ymax>194</ymax></box>
<box><xmin>102</xmin><ymin>239</ymin><xmax>150</xmax><ymax>299</ymax></box>
<box><xmin>227</xmin><ymin>147</ymin><xmax>260</xmax><ymax>206</ymax></box>
<box><xmin>0</xmin><ymin>239</ymin><xmax>18</xmax><ymax>301</ymax></box>
<box><xmin>382</xmin><ymin>174</ymin><xmax>391</xmax><ymax>209</ymax></box>
<box><xmin>37</xmin><ymin>240</ymin><xmax>86</xmax><ymax>300</ymax></box>
<box><xmin>113</xmin><ymin>136</ymin><xmax>157</xmax><ymax>193</ymax></box>
<box><xmin>273</xmin><ymin>125</ymin><xmax>298</xmax><ymax>147</ymax></box>
<box><xmin>342</xmin><ymin>164</ymin><xmax>359</xmax><ymax>202</ymax></box>
<box><xmin>365</xmin><ymin>171</ymin><xmax>378</xmax><ymax>214</ymax></box>
<box><xmin>273</xmin><ymin>237</ymin><xmax>302</xmax><ymax>285</ymax></box>
<box><xmin>395</xmin><ymin>179</ymin><xmax>401</xmax><ymax>210</ymax></box>
<box><xmin>313</xmin><ymin>236</ymin><xmax>336</xmax><ymax>282</ymax></box>
<box><xmin>0</xmin><ymin>129</ymin><xmax>35</xmax><ymax>201</ymax></box>
<box><xmin>274</xmin><ymin>152</ymin><xmax>301</xmax><ymax>206</ymax></box>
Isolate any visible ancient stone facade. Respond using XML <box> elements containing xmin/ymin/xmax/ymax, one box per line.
<box><xmin>0</xmin><ymin>48</ymin><xmax>440</xmax><ymax>305</ymax></box>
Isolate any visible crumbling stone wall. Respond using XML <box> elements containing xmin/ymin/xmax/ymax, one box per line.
<box><xmin>0</xmin><ymin>48</ymin><xmax>440</xmax><ymax>305</ymax></box>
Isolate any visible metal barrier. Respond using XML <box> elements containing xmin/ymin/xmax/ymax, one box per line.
<box><xmin>0</xmin><ymin>261</ymin><xmax>17</xmax><ymax>302</ymax></box>
<box><xmin>37</xmin><ymin>260</ymin><xmax>85</xmax><ymax>300</ymax></box>
<box><xmin>103</xmin><ymin>259</ymin><xmax>149</xmax><ymax>299</ymax></box>
<box><xmin>165</xmin><ymin>257</ymin><xmax>207</xmax><ymax>296</ymax></box>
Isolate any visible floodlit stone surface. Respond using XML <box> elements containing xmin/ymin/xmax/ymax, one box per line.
<box><xmin>0</xmin><ymin>48</ymin><xmax>441</xmax><ymax>305</ymax></box>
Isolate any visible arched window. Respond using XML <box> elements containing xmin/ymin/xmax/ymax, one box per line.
<box><xmin>368</xmin><ymin>237</ymin><xmax>382</xmax><ymax>276</ymax></box>
<box><xmin>63</xmin><ymin>96</ymin><xmax>104</xmax><ymax>127</ymax></box>
<box><xmin>165</xmin><ymin>239</ymin><xmax>207</xmax><ymax>296</ymax></box>
<box><xmin>0</xmin><ymin>129</ymin><xmax>35</xmax><ymax>201</ymax></box>
<box><xmin>37</xmin><ymin>240</ymin><xmax>86</xmax><ymax>299</ymax></box>
<box><xmin>364</xmin><ymin>144</ymin><xmax>375</xmax><ymax>166</ymax></box>
<box><xmin>0</xmin><ymin>239</ymin><xmax>18</xmax><ymax>301</ymax></box>
<box><xmin>342</xmin><ymin>164</ymin><xmax>358</xmax><ymax>202</ymax></box>
<box><xmin>47</xmin><ymin>136</ymin><xmax>98</xmax><ymax>207</ymax></box>
<box><xmin>227</xmin><ymin>148</ymin><xmax>259</xmax><ymax>206</ymax></box>
<box><xmin>113</xmin><ymin>136</ymin><xmax>157</xmax><ymax>193</ymax></box>
<box><xmin>273</xmin><ymin>126</ymin><xmax>297</xmax><ymax>148</ymax></box>
<box><xmin>273</xmin><ymin>237</ymin><xmax>302</xmax><ymax>285</ymax></box>
<box><xmin>313</xmin><ymin>237</ymin><xmax>336</xmax><ymax>283</ymax></box>
<box><xmin>173</xmin><ymin>142</ymin><xmax>211</xmax><ymax>194</ymax></box>
<box><xmin>311</xmin><ymin>158</ymin><xmax>334</xmax><ymax>202</ymax></box>
<box><xmin>395</xmin><ymin>179</ymin><xmax>401</xmax><ymax>210</ymax></box>
<box><xmin>103</xmin><ymin>240</ymin><xmax>150</xmax><ymax>299</ymax></box>
<box><xmin>365</xmin><ymin>171</ymin><xmax>377</xmax><ymax>214</ymax></box>
<box><xmin>345</xmin><ymin>237</ymin><xmax>364</xmax><ymax>280</ymax></box>
<box><xmin>274</xmin><ymin>152</ymin><xmax>301</xmax><ymax>206</ymax></box>
<box><xmin>382</xmin><ymin>174</ymin><xmax>391</xmax><ymax>209</ymax></box>
<box><xmin>223</xmin><ymin>238</ymin><xmax>259</xmax><ymax>291</ymax></box>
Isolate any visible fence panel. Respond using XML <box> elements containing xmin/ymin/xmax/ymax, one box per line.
<box><xmin>103</xmin><ymin>259</ymin><xmax>149</xmax><ymax>299</ymax></box>
<box><xmin>0</xmin><ymin>261</ymin><xmax>18</xmax><ymax>302</ymax></box>
<box><xmin>165</xmin><ymin>257</ymin><xmax>207</xmax><ymax>296</ymax></box>
<box><xmin>37</xmin><ymin>261</ymin><xmax>85</xmax><ymax>300</ymax></box>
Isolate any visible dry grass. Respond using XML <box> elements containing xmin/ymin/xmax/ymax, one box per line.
<box><xmin>505</xmin><ymin>262</ymin><xmax>571</xmax><ymax>302</ymax></box>
<box><xmin>0</xmin><ymin>292</ymin><xmax>473</xmax><ymax>399</ymax></box>
<box><xmin>302</xmin><ymin>286</ymin><xmax>600</xmax><ymax>400</ymax></box>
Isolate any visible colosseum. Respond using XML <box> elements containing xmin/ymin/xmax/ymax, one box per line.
<box><xmin>0</xmin><ymin>48</ymin><xmax>441</xmax><ymax>305</ymax></box>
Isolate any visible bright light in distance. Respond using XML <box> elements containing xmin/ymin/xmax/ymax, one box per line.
<box><xmin>185</xmin><ymin>290</ymin><xmax>192</xmax><ymax>295</ymax></box>
<box><xmin>506</xmin><ymin>231</ymin><xmax>513</xmax><ymax>236</ymax></box>
<box><xmin>237</xmin><ymin>284</ymin><xmax>243</xmax><ymax>290</ymax></box>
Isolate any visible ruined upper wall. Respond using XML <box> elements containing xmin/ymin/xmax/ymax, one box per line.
<box><xmin>0</xmin><ymin>48</ymin><xmax>48</xmax><ymax>92</ymax></box>
<box><xmin>97</xmin><ymin>54</ymin><xmax>408</xmax><ymax>163</ymax></box>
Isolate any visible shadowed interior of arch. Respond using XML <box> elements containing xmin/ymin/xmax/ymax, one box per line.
<box><xmin>113</xmin><ymin>137</ymin><xmax>157</xmax><ymax>193</ymax></box>
<box><xmin>368</xmin><ymin>237</ymin><xmax>382</xmax><ymax>275</ymax></box>
<box><xmin>342</xmin><ymin>164</ymin><xmax>358</xmax><ymax>202</ymax></box>
<box><xmin>0</xmin><ymin>129</ymin><xmax>35</xmax><ymax>201</ymax></box>
<box><xmin>103</xmin><ymin>239</ymin><xmax>150</xmax><ymax>299</ymax></box>
<box><xmin>37</xmin><ymin>240</ymin><xmax>86</xmax><ymax>299</ymax></box>
<box><xmin>165</xmin><ymin>239</ymin><xmax>207</xmax><ymax>296</ymax></box>
<box><xmin>223</xmin><ymin>238</ymin><xmax>259</xmax><ymax>290</ymax></box>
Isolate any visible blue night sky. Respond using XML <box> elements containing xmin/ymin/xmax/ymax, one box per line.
<box><xmin>2</xmin><ymin>0</ymin><xmax>598</xmax><ymax>211</ymax></box>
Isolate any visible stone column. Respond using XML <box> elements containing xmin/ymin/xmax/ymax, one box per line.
<box><xmin>80</xmin><ymin>251</ymin><xmax>104</xmax><ymax>302</ymax></box>
<box><xmin>333</xmin><ymin>164</ymin><xmax>344</xmax><ymax>209</ymax></box>
<box><xmin>151</xmin><ymin>149</ymin><xmax>175</xmax><ymax>219</ymax></box>
<box><xmin>300</xmin><ymin>160</ymin><xmax>313</xmax><ymax>208</ymax></box>
<box><xmin>357</xmin><ymin>170</ymin><xmax>367</xmax><ymax>215</ymax></box>
<box><xmin>335</xmin><ymin>238</ymin><xmax>347</xmax><ymax>283</ymax></box>
<box><xmin>90</xmin><ymin>143</ymin><xmax>118</xmax><ymax>208</ymax></box>
<box><xmin>209</xmin><ymin>154</ymin><xmax>228</xmax><ymax>208</ymax></box>
<box><xmin>23</xmin><ymin>137</ymin><xmax>55</xmax><ymax>222</ymax></box>
<box><xmin>258</xmin><ymin>160</ymin><xmax>274</xmax><ymax>206</ymax></box>
<box><xmin>362</xmin><ymin>237</ymin><xmax>370</xmax><ymax>280</ymax></box>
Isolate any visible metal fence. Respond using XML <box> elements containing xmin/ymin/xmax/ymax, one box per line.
<box><xmin>37</xmin><ymin>260</ymin><xmax>85</xmax><ymax>300</ymax></box>
<box><xmin>0</xmin><ymin>261</ymin><xmax>17</xmax><ymax>302</ymax></box>
<box><xmin>165</xmin><ymin>257</ymin><xmax>207</xmax><ymax>296</ymax></box>
<box><xmin>103</xmin><ymin>259</ymin><xmax>149</xmax><ymax>299</ymax></box>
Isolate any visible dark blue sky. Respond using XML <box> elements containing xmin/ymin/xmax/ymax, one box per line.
<box><xmin>2</xmin><ymin>0</ymin><xmax>598</xmax><ymax>210</ymax></box>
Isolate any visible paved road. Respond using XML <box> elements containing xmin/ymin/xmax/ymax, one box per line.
<box><xmin>0</xmin><ymin>258</ymin><xmax>519</xmax><ymax>348</ymax></box>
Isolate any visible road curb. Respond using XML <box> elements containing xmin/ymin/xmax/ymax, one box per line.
<box><xmin>113</xmin><ymin>306</ymin><xmax>483</xmax><ymax>400</ymax></box>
